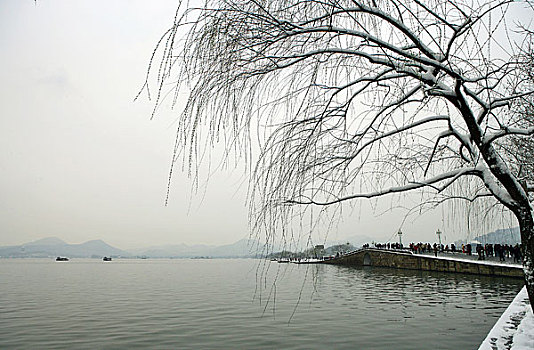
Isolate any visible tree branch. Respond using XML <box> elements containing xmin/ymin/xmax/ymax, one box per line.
<box><xmin>485</xmin><ymin>126</ymin><xmax>534</xmax><ymax>144</ymax></box>
<box><xmin>286</xmin><ymin>167</ymin><xmax>482</xmax><ymax>206</ymax></box>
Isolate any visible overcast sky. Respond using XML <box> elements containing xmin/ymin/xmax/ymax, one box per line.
<box><xmin>1</xmin><ymin>1</ymin><xmax>518</xmax><ymax>249</ymax></box>
<box><xmin>0</xmin><ymin>0</ymin><xmax>255</xmax><ymax>248</ymax></box>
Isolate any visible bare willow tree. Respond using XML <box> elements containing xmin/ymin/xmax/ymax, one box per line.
<box><xmin>504</xmin><ymin>44</ymin><xmax>534</xmax><ymax>187</ymax></box>
<box><xmin>141</xmin><ymin>0</ymin><xmax>534</xmax><ymax>304</ymax></box>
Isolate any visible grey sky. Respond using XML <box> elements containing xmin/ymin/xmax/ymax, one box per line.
<box><xmin>0</xmin><ymin>0</ymin><xmax>252</xmax><ymax>248</ymax></box>
<box><xmin>1</xmin><ymin>1</ymin><xmax>517</xmax><ymax>249</ymax></box>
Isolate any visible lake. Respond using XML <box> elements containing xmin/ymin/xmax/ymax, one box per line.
<box><xmin>0</xmin><ymin>258</ymin><xmax>524</xmax><ymax>349</ymax></box>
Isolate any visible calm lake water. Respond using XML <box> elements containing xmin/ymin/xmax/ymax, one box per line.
<box><xmin>0</xmin><ymin>258</ymin><xmax>524</xmax><ymax>349</ymax></box>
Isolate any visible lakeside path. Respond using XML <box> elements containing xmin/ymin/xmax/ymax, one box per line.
<box><xmin>479</xmin><ymin>286</ymin><xmax>533</xmax><ymax>350</ymax></box>
<box><xmin>415</xmin><ymin>250</ymin><xmax>523</xmax><ymax>268</ymax></box>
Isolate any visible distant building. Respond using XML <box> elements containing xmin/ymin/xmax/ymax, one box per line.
<box><xmin>313</xmin><ymin>245</ymin><xmax>325</xmax><ymax>258</ymax></box>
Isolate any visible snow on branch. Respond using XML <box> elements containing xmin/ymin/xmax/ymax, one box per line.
<box><xmin>286</xmin><ymin>167</ymin><xmax>482</xmax><ymax>206</ymax></box>
<box><xmin>485</xmin><ymin>126</ymin><xmax>534</xmax><ymax>144</ymax></box>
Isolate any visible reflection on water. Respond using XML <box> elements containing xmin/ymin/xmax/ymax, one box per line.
<box><xmin>0</xmin><ymin>259</ymin><xmax>523</xmax><ymax>349</ymax></box>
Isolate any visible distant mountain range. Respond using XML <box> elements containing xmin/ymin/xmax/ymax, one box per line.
<box><xmin>454</xmin><ymin>227</ymin><xmax>521</xmax><ymax>246</ymax></box>
<box><xmin>0</xmin><ymin>232</ymin><xmax>435</xmax><ymax>259</ymax></box>
<box><xmin>0</xmin><ymin>237</ymin><xmax>129</xmax><ymax>258</ymax></box>
<box><xmin>128</xmin><ymin>239</ymin><xmax>263</xmax><ymax>258</ymax></box>
<box><xmin>0</xmin><ymin>237</ymin><xmax>262</xmax><ymax>259</ymax></box>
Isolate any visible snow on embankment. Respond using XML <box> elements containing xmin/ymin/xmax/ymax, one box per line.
<box><xmin>479</xmin><ymin>286</ymin><xmax>533</xmax><ymax>350</ymax></box>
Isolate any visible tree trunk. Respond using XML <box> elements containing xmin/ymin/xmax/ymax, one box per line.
<box><xmin>518</xmin><ymin>206</ymin><xmax>534</xmax><ymax>308</ymax></box>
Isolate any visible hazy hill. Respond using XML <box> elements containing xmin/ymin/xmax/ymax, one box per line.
<box><xmin>25</xmin><ymin>237</ymin><xmax>67</xmax><ymax>246</ymax></box>
<box><xmin>129</xmin><ymin>243</ymin><xmax>216</xmax><ymax>258</ymax></box>
<box><xmin>131</xmin><ymin>238</ymin><xmax>261</xmax><ymax>258</ymax></box>
<box><xmin>473</xmin><ymin>227</ymin><xmax>521</xmax><ymax>245</ymax></box>
<box><xmin>455</xmin><ymin>227</ymin><xmax>521</xmax><ymax>246</ymax></box>
<box><xmin>62</xmin><ymin>240</ymin><xmax>129</xmax><ymax>257</ymax></box>
<box><xmin>207</xmin><ymin>239</ymin><xmax>263</xmax><ymax>257</ymax></box>
<box><xmin>0</xmin><ymin>237</ymin><xmax>272</xmax><ymax>259</ymax></box>
<box><xmin>0</xmin><ymin>237</ymin><xmax>128</xmax><ymax>258</ymax></box>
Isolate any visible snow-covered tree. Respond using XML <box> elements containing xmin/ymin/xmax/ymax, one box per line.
<box><xmin>141</xmin><ymin>0</ymin><xmax>534</xmax><ymax>305</ymax></box>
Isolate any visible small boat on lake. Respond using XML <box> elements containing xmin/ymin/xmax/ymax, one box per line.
<box><xmin>55</xmin><ymin>257</ymin><xmax>69</xmax><ymax>261</ymax></box>
<box><xmin>102</xmin><ymin>257</ymin><xmax>112</xmax><ymax>261</ymax></box>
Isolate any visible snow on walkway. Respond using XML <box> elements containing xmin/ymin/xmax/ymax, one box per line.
<box><xmin>364</xmin><ymin>248</ymin><xmax>523</xmax><ymax>269</ymax></box>
<box><xmin>418</xmin><ymin>252</ymin><xmax>523</xmax><ymax>269</ymax></box>
<box><xmin>479</xmin><ymin>286</ymin><xmax>533</xmax><ymax>350</ymax></box>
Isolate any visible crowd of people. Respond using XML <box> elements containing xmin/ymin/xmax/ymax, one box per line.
<box><xmin>472</xmin><ymin>243</ymin><xmax>522</xmax><ymax>263</ymax></box>
<box><xmin>371</xmin><ymin>241</ymin><xmax>522</xmax><ymax>263</ymax></box>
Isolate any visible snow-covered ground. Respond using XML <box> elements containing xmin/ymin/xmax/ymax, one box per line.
<box><xmin>417</xmin><ymin>251</ymin><xmax>523</xmax><ymax>269</ymax></box>
<box><xmin>479</xmin><ymin>286</ymin><xmax>533</xmax><ymax>350</ymax></box>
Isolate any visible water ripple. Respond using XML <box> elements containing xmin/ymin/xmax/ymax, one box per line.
<box><xmin>0</xmin><ymin>259</ymin><xmax>523</xmax><ymax>349</ymax></box>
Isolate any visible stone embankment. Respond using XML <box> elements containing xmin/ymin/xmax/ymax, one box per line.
<box><xmin>324</xmin><ymin>248</ymin><xmax>524</xmax><ymax>278</ymax></box>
